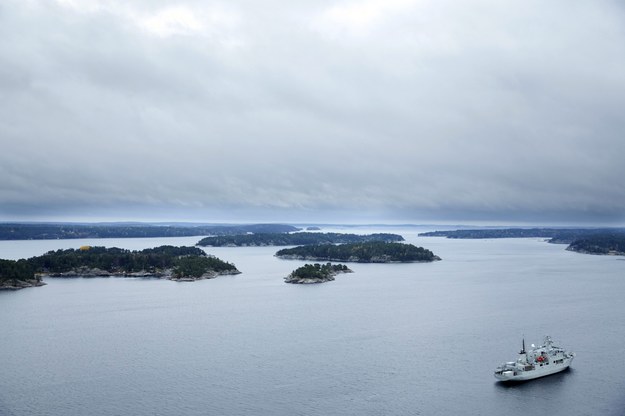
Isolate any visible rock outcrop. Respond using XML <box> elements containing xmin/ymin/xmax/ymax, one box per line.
<box><xmin>0</xmin><ymin>279</ymin><xmax>46</xmax><ymax>290</ymax></box>
<box><xmin>44</xmin><ymin>267</ymin><xmax>241</xmax><ymax>281</ymax></box>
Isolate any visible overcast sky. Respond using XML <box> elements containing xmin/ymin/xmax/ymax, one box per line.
<box><xmin>1</xmin><ymin>0</ymin><xmax>624</xmax><ymax>225</ymax></box>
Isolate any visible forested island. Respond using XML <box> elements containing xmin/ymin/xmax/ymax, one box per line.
<box><xmin>419</xmin><ymin>228</ymin><xmax>625</xmax><ymax>244</ymax></box>
<box><xmin>196</xmin><ymin>232</ymin><xmax>404</xmax><ymax>247</ymax></box>
<box><xmin>276</xmin><ymin>242</ymin><xmax>440</xmax><ymax>263</ymax></box>
<box><xmin>566</xmin><ymin>234</ymin><xmax>625</xmax><ymax>255</ymax></box>
<box><xmin>0</xmin><ymin>223</ymin><xmax>298</xmax><ymax>240</ymax></box>
<box><xmin>285</xmin><ymin>263</ymin><xmax>352</xmax><ymax>284</ymax></box>
<box><xmin>0</xmin><ymin>245</ymin><xmax>239</xmax><ymax>290</ymax></box>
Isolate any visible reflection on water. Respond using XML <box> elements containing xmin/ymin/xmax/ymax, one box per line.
<box><xmin>493</xmin><ymin>369</ymin><xmax>575</xmax><ymax>415</ymax></box>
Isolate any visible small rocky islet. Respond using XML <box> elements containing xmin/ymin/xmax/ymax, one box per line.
<box><xmin>285</xmin><ymin>263</ymin><xmax>353</xmax><ymax>284</ymax></box>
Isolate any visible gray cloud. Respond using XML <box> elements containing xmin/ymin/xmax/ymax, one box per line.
<box><xmin>1</xmin><ymin>0</ymin><xmax>624</xmax><ymax>224</ymax></box>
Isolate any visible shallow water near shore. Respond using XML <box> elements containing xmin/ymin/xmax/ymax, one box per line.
<box><xmin>1</xmin><ymin>227</ymin><xmax>624</xmax><ymax>415</ymax></box>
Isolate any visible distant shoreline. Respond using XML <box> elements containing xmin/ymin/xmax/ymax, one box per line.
<box><xmin>420</xmin><ymin>228</ymin><xmax>625</xmax><ymax>257</ymax></box>
<box><xmin>0</xmin><ymin>223</ymin><xmax>299</xmax><ymax>241</ymax></box>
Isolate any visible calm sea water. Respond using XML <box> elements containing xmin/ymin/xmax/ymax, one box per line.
<box><xmin>1</xmin><ymin>227</ymin><xmax>624</xmax><ymax>416</ymax></box>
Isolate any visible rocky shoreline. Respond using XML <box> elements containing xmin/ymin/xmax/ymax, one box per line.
<box><xmin>43</xmin><ymin>267</ymin><xmax>241</xmax><ymax>281</ymax></box>
<box><xmin>0</xmin><ymin>268</ymin><xmax>242</xmax><ymax>291</ymax></box>
<box><xmin>0</xmin><ymin>279</ymin><xmax>47</xmax><ymax>291</ymax></box>
<box><xmin>284</xmin><ymin>275</ymin><xmax>335</xmax><ymax>284</ymax></box>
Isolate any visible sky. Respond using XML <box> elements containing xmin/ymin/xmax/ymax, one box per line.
<box><xmin>1</xmin><ymin>0</ymin><xmax>624</xmax><ymax>225</ymax></box>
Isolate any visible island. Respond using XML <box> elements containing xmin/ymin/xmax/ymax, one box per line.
<box><xmin>285</xmin><ymin>263</ymin><xmax>353</xmax><ymax>284</ymax></box>
<box><xmin>0</xmin><ymin>245</ymin><xmax>240</xmax><ymax>290</ymax></box>
<box><xmin>566</xmin><ymin>234</ymin><xmax>625</xmax><ymax>256</ymax></box>
<box><xmin>275</xmin><ymin>241</ymin><xmax>441</xmax><ymax>263</ymax></box>
<box><xmin>0</xmin><ymin>223</ymin><xmax>299</xmax><ymax>240</ymax></box>
<box><xmin>197</xmin><ymin>232</ymin><xmax>404</xmax><ymax>247</ymax></box>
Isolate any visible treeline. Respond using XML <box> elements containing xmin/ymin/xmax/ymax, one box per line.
<box><xmin>276</xmin><ymin>241</ymin><xmax>440</xmax><ymax>263</ymax></box>
<box><xmin>290</xmin><ymin>263</ymin><xmax>351</xmax><ymax>279</ymax></box>
<box><xmin>0</xmin><ymin>259</ymin><xmax>37</xmax><ymax>282</ymax></box>
<box><xmin>419</xmin><ymin>228</ymin><xmax>625</xmax><ymax>244</ymax></box>
<box><xmin>197</xmin><ymin>232</ymin><xmax>404</xmax><ymax>247</ymax></box>
<box><xmin>0</xmin><ymin>223</ymin><xmax>299</xmax><ymax>240</ymax></box>
<box><xmin>567</xmin><ymin>234</ymin><xmax>625</xmax><ymax>255</ymax></box>
<box><xmin>0</xmin><ymin>246</ymin><xmax>238</xmax><ymax>283</ymax></box>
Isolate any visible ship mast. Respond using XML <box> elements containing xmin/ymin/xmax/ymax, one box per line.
<box><xmin>519</xmin><ymin>337</ymin><xmax>526</xmax><ymax>354</ymax></box>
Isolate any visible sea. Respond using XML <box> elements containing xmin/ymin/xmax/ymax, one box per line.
<box><xmin>1</xmin><ymin>226</ymin><xmax>624</xmax><ymax>416</ymax></box>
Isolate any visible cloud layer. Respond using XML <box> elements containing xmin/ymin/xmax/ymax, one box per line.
<box><xmin>1</xmin><ymin>0</ymin><xmax>625</xmax><ymax>223</ymax></box>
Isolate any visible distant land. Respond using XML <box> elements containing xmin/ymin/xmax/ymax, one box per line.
<box><xmin>197</xmin><ymin>232</ymin><xmax>404</xmax><ymax>247</ymax></box>
<box><xmin>419</xmin><ymin>228</ymin><xmax>625</xmax><ymax>244</ymax></box>
<box><xmin>276</xmin><ymin>241</ymin><xmax>440</xmax><ymax>263</ymax></box>
<box><xmin>0</xmin><ymin>223</ymin><xmax>298</xmax><ymax>240</ymax></box>
<box><xmin>285</xmin><ymin>263</ymin><xmax>352</xmax><ymax>284</ymax></box>
<box><xmin>566</xmin><ymin>234</ymin><xmax>625</xmax><ymax>256</ymax></box>
<box><xmin>0</xmin><ymin>245</ymin><xmax>239</xmax><ymax>290</ymax></box>
<box><xmin>419</xmin><ymin>228</ymin><xmax>625</xmax><ymax>256</ymax></box>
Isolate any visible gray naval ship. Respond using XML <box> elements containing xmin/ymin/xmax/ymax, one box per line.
<box><xmin>494</xmin><ymin>336</ymin><xmax>575</xmax><ymax>382</ymax></box>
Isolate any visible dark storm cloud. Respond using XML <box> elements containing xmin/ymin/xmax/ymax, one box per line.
<box><xmin>1</xmin><ymin>0</ymin><xmax>624</xmax><ymax>223</ymax></box>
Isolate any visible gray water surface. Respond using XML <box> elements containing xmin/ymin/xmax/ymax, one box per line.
<box><xmin>1</xmin><ymin>228</ymin><xmax>624</xmax><ymax>415</ymax></box>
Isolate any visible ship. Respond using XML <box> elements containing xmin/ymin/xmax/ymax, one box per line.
<box><xmin>494</xmin><ymin>336</ymin><xmax>575</xmax><ymax>382</ymax></box>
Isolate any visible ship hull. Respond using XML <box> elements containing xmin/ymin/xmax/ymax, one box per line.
<box><xmin>494</xmin><ymin>357</ymin><xmax>574</xmax><ymax>382</ymax></box>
